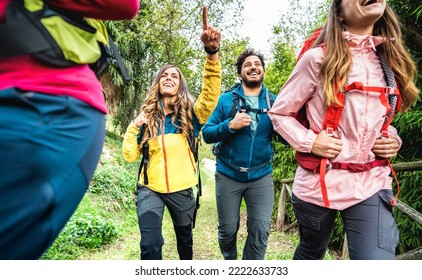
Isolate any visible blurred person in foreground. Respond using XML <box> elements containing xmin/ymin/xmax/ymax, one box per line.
<box><xmin>0</xmin><ymin>0</ymin><xmax>139</xmax><ymax>259</ymax></box>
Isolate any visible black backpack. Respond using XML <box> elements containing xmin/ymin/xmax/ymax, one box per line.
<box><xmin>0</xmin><ymin>0</ymin><xmax>130</xmax><ymax>83</ymax></box>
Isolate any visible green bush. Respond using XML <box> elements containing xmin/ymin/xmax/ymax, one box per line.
<box><xmin>391</xmin><ymin>106</ymin><xmax>422</xmax><ymax>254</ymax></box>
<box><xmin>90</xmin><ymin>161</ymin><xmax>136</xmax><ymax>209</ymax></box>
<box><xmin>271</xmin><ymin>141</ymin><xmax>296</xmax><ymax>225</ymax></box>
<box><xmin>64</xmin><ymin>212</ymin><xmax>119</xmax><ymax>249</ymax></box>
<box><xmin>42</xmin><ymin>197</ymin><xmax>120</xmax><ymax>259</ymax></box>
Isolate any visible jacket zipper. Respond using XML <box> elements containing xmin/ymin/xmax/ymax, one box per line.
<box><xmin>161</xmin><ymin>117</ymin><xmax>170</xmax><ymax>193</ymax></box>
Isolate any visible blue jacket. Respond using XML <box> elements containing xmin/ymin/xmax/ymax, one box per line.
<box><xmin>202</xmin><ymin>82</ymin><xmax>279</xmax><ymax>182</ymax></box>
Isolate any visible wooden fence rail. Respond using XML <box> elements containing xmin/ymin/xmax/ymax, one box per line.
<box><xmin>276</xmin><ymin>160</ymin><xmax>422</xmax><ymax>260</ymax></box>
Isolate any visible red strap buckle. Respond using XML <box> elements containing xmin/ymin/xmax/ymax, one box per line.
<box><xmin>326</xmin><ymin>127</ymin><xmax>334</xmax><ymax>137</ymax></box>
<box><xmin>381</xmin><ymin>130</ymin><xmax>389</xmax><ymax>138</ymax></box>
<box><xmin>385</xmin><ymin>87</ymin><xmax>395</xmax><ymax>95</ymax></box>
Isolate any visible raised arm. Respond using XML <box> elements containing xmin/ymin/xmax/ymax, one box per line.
<box><xmin>194</xmin><ymin>5</ymin><xmax>222</xmax><ymax>124</ymax></box>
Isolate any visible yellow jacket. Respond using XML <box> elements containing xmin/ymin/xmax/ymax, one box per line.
<box><xmin>122</xmin><ymin>58</ymin><xmax>221</xmax><ymax>193</ymax></box>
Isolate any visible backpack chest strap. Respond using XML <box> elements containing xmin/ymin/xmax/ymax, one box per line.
<box><xmin>342</xmin><ymin>81</ymin><xmax>400</xmax><ymax>96</ymax></box>
<box><xmin>239</xmin><ymin>105</ymin><xmax>270</xmax><ymax>114</ymax></box>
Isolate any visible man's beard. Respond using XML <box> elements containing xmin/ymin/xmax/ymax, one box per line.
<box><xmin>242</xmin><ymin>75</ymin><xmax>263</xmax><ymax>88</ymax></box>
<box><xmin>241</xmin><ymin>71</ymin><xmax>263</xmax><ymax>88</ymax></box>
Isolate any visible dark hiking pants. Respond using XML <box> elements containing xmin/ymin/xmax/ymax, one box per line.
<box><xmin>135</xmin><ymin>185</ymin><xmax>196</xmax><ymax>260</ymax></box>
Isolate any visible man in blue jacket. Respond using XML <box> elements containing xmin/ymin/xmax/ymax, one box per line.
<box><xmin>202</xmin><ymin>49</ymin><xmax>283</xmax><ymax>260</ymax></box>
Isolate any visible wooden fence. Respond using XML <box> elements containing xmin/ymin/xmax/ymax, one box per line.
<box><xmin>276</xmin><ymin>160</ymin><xmax>422</xmax><ymax>260</ymax></box>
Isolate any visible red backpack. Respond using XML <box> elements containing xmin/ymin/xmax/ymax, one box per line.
<box><xmin>294</xmin><ymin>28</ymin><xmax>401</xmax><ymax>207</ymax></box>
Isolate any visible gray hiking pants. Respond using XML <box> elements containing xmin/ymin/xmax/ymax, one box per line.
<box><xmin>215</xmin><ymin>171</ymin><xmax>274</xmax><ymax>260</ymax></box>
<box><xmin>292</xmin><ymin>189</ymin><xmax>399</xmax><ymax>260</ymax></box>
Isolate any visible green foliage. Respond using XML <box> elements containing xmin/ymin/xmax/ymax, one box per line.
<box><xmin>390</xmin><ymin>103</ymin><xmax>421</xmax><ymax>255</ymax></box>
<box><xmin>64</xmin><ymin>212</ymin><xmax>119</xmax><ymax>249</ymax></box>
<box><xmin>389</xmin><ymin>0</ymin><xmax>422</xmax><ymax>22</ymax></box>
<box><xmin>219</xmin><ymin>38</ymin><xmax>250</xmax><ymax>91</ymax></box>
<box><xmin>42</xmin><ymin>198</ymin><xmax>119</xmax><ymax>259</ymax></box>
<box><xmin>392</xmin><ymin>108</ymin><xmax>422</xmax><ymax>161</ymax></box>
<box><xmin>271</xmin><ymin>142</ymin><xmax>296</xmax><ymax>223</ymax></box>
<box><xmin>41</xmin><ymin>231</ymin><xmax>84</xmax><ymax>260</ymax></box>
<box><xmin>394</xmin><ymin>171</ymin><xmax>422</xmax><ymax>253</ymax></box>
<box><xmin>90</xmin><ymin>162</ymin><xmax>135</xmax><ymax>210</ymax></box>
<box><xmin>264</xmin><ymin>43</ymin><xmax>296</xmax><ymax>94</ymax></box>
<box><xmin>271</xmin><ymin>0</ymin><xmax>329</xmax><ymax>51</ymax></box>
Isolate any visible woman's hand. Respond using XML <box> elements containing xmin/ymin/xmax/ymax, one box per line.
<box><xmin>311</xmin><ymin>130</ymin><xmax>343</xmax><ymax>159</ymax></box>
<box><xmin>133</xmin><ymin>112</ymin><xmax>147</xmax><ymax>128</ymax></box>
<box><xmin>372</xmin><ymin>136</ymin><xmax>400</xmax><ymax>159</ymax></box>
<box><xmin>200</xmin><ymin>6</ymin><xmax>221</xmax><ymax>54</ymax></box>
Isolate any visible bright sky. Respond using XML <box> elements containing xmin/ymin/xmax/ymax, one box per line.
<box><xmin>239</xmin><ymin>0</ymin><xmax>324</xmax><ymax>57</ymax></box>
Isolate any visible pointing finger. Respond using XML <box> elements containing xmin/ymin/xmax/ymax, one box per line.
<box><xmin>202</xmin><ymin>5</ymin><xmax>208</xmax><ymax>31</ymax></box>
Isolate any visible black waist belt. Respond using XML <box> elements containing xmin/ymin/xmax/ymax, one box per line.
<box><xmin>215</xmin><ymin>149</ymin><xmax>269</xmax><ymax>173</ymax></box>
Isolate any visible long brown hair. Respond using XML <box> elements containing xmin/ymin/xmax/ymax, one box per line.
<box><xmin>314</xmin><ymin>0</ymin><xmax>419</xmax><ymax>111</ymax></box>
<box><xmin>139</xmin><ymin>65</ymin><xmax>194</xmax><ymax>146</ymax></box>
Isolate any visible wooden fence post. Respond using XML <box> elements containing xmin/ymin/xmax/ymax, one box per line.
<box><xmin>276</xmin><ymin>184</ymin><xmax>287</xmax><ymax>232</ymax></box>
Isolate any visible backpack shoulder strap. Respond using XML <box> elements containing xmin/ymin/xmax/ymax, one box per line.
<box><xmin>229</xmin><ymin>92</ymin><xmax>243</xmax><ymax>119</ymax></box>
<box><xmin>136</xmin><ymin>126</ymin><xmax>149</xmax><ymax>186</ymax></box>
<box><xmin>231</xmin><ymin>90</ymin><xmax>274</xmax><ymax>116</ymax></box>
<box><xmin>187</xmin><ymin>132</ymin><xmax>199</xmax><ymax>163</ymax></box>
<box><xmin>187</xmin><ymin>130</ymin><xmax>201</xmax><ymax>229</ymax></box>
<box><xmin>296</xmin><ymin>27</ymin><xmax>323</xmax><ymax>64</ymax></box>
<box><xmin>322</xmin><ymin>90</ymin><xmax>347</xmax><ymax>133</ymax></box>
<box><xmin>377</xmin><ymin>47</ymin><xmax>400</xmax><ymax>133</ymax></box>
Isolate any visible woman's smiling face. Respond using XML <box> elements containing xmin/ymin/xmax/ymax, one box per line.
<box><xmin>159</xmin><ymin>67</ymin><xmax>180</xmax><ymax>97</ymax></box>
<box><xmin>340</xmin><ymin>0</ymin><xmax>386</xmax><ymax>35</ymax></box>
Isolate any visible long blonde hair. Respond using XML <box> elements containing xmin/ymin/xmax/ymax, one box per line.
<box><xmin>139</xmin><ymin>65</ymin><xmax>194</xmax><ymax>146</ymax></box>
<box><xmin>314</xmin><ymin>0</ymin><xmax>419</xmax><ymax>111</ymax></box>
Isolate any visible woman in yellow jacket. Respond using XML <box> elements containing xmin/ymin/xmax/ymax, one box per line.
<box><xmin>122</xmin><ymin>7</ymin><xmax>221</xmax><ymax>260</ymax></box>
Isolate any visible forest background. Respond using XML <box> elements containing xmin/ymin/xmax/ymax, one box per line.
<box><xmin>42</xmin><ymin>0</ymin><xmax>421</xmax><ymax>260</ymax></box>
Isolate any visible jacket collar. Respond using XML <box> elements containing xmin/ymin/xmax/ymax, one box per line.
<box><xmin>228</xmin><ymin>82</ymin><xmax>268</xmax><ymax>99</ymax></box>
<box><xmin>343</xmin><ymin>31</ymin><xmax>387</xmax><ymax>51</ymax></box>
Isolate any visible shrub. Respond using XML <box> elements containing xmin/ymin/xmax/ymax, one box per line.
<box><xmin>64</xmin><ymin>212</ymin><xmax>119</xmax><ymax>249</ymax></box>
<box><xmin>90</xmin><ymin>161</ymin><xmax>136</xmax><ymax>209</ymax></box>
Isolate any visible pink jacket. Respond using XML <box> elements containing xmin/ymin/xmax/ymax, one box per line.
<box><xmin>269</xmin><ymin>32</ymin><xmax>401</xmax><ymax>210</ymax></box>
<box><xmin>0</xmin><ymin>0</ymin><xmax>139</xmax><ymax>114</ymax></box>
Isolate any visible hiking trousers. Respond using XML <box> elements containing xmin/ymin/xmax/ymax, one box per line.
<box><xmin>215</xmin><ymin>171</ymin><xmax>274</xmax><ymax>260</ymax></box>
<box><xmin>292</xmin><ymin>189</ymin><xmax>399</xmax><ymax>260</ymax></box>
<box><xmin>135</xmin><ymin>184</ymin><xmax>196</xmax><ymax>260</ymax></box>
<box><xmin>0</xmin><ymin>88</ymin><xmax>105</xmax><ymax>259</ymax></box>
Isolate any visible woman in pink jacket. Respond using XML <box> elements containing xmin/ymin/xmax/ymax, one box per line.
<box><xmin>0</xmin><ymin>0</ymin><xmax>139</xmax><ymax>259</ymax></box>
<box><xmin>269</xmin><ymin>0</ymin><xmax>419</xmax><ymax>259</ymax></box>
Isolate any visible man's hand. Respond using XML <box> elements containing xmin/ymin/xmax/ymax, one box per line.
<box><xmin>228</xmin><ymin>111</ymin><xmax>252</xmax><ymax>131</ymax></box>
<box><xmin>200</xmin><ymin>5</ymin><xmax>221</xmax><ymax>52</ymax></box>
